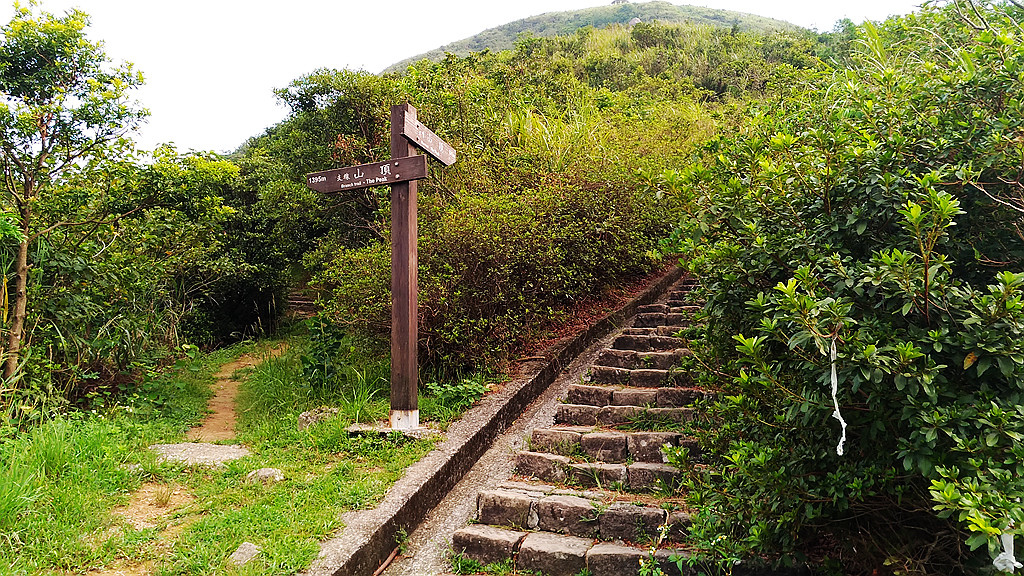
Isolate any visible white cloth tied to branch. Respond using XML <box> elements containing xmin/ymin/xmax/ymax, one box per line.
<box><xmin>830</xmin><ymin>338</ymin><xmax>847</xmax><ymax>457</ymax></box>
<box><xmin>995</xmin><ymin>533</ymin><xmax>1022</xmax><ymax>573</ymax></box>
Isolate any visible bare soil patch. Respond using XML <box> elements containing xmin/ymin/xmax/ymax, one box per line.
<box><xmin>186</xmin><ymin>343</ymin><xmax>287</xmax><ymax>441</ymax></box>
<box><xmin>114</xmin><ymin>481</ymin><xmax>195</xmax><ymax>532</ymax></box>
<box><xmin>84</xmin><ymin>483</ymin><xmax>195</xmax><ymax>576</ymax></box>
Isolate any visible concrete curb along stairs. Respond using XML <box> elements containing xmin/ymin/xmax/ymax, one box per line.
<box><xmin>449</xmin><ymin>278</ymin><xmax>703</xmax><ymax>576</ymax></box>
<box><xmin>301</xmin><ymin>266</ymin><xmax>685</xmax><ymax>576</ymax></box>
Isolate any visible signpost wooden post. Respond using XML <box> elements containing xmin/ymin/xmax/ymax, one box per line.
<box><xmin>306</xmin><ymin>103</ymin><xmax>455</xmax><ymax>430</ymax></box>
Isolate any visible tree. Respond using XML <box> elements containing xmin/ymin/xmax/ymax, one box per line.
<box><xmin>0</xmin><ymin>4</ymin><xmax>145</xmax><ymax>387</ymax></box>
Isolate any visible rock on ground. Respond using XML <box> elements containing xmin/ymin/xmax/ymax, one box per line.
<box><xmin>149</xmin><ymin>443</ymin><xmax>249</xmax><ymax>466</ymax></box>
<box><xmin>229</xmin><ymin>542</ymin><xmax>261</xmax><ymax>566</ymax></box>
<box><xmin>246</xmin><ymin>468</ymin><xmax>285</xmax><ymax>484</ymax></box>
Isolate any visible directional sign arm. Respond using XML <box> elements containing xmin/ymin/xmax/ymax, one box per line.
<box><xmin>402</xmin><ymin>116</ymin><xmax>457</xmax><ymax>166</ymax></box>
<box><xmin>305</xmin><ymin>155</ymin><xmax>427</xmax><ymax>194</ymax></box>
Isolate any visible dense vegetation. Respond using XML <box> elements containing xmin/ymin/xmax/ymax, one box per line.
<box><xmin>243</xmin><ymin>20</ymin><xmax>817</xmax><ymax>369</ymax></box>
<box><xmin>661</xmin><ymin>1</ymin><xmax>1024</xmax><ymax>573</ymax></box>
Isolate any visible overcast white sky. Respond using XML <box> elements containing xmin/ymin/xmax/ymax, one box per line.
<box><xmin>0</xmin><ymin>0</ymin><xmax>924</xmax><ymax>153</ymax></box>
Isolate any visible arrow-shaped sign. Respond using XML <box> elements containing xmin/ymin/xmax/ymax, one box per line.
<box><xmin>305</xmin><ymin>155</ymin><xmax>427</xmax><ymax>193</ymax></box>
<box><xmin>402</xmin><ymin>116</ymin><xmax>457</xmax><ymax>166</ymax></box>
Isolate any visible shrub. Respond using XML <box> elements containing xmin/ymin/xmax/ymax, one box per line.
<box><xmin>313</xmin><ymin>184</ymin><xmax>666</xmax><ymax>369</ymax></box>
<box><xmin>666</xmin><ymin>5</ymin><xmax>1024</xmax><ymax>572</ymax></box>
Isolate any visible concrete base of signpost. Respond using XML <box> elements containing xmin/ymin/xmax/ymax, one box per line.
<box><xmin>347</xmin><ymin>421</ymin><xmax>437</xmax><ymax>441</ymax></box>
<box><xmin>390</xmin><ymin>409</ymin><xmax>419</xmax><ymax>431</ymax></box>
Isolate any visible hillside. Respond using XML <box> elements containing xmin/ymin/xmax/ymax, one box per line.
<box><xmin>383</xmin><ymin>0</ymin><xmax>803</xmax><ymax>73</ymax></box>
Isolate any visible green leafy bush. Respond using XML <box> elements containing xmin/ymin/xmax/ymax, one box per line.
<box><xmin>312</xmin><ymin>184</ymin><xmax>666</xmax><ymax>368</ymax></box>
<box><xmin>666</xmin><ymin>5</ymin><xmax>1024</xmax><ymax>572</ymax></box>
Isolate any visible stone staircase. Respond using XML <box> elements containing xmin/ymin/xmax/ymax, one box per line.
<box><xmin>286</xmin><ymin>285</ymin><xmax>319</xmax><ymax>320</ymax></box>
<box><xmin>450</xmin><ymin>278</ymin><xmax>707</xmax><ymax>576</ymax></box>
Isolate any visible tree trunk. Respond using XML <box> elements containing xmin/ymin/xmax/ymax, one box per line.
<box><xmin>4</xmin><ymin>214</ymin><xmax>30</xmax><ymax>381</ymax></box>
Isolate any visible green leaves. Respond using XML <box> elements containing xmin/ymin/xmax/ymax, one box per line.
<box><xmin>671</xmin><ymin>1</ymin><xmax>1024</xmax><ymax>569</ymax></box>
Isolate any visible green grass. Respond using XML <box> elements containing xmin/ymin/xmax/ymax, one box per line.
<box><xmin>0</xmin><ymin>331</ymin><xmax>493</xmax><ymax>575</ymax></box>
<box><xmin>0</xmin><ymin>340</ymin><xmax>253</xmax><ymax>575</ymax></box>
<box><xmin>142</xmin><ymin>339</ymin><xmax>436</xmax><ymax>574</ymax></box>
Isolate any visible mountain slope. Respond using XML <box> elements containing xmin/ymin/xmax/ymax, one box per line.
<box><xmin>384</xmin><ymin>1</ymin><xmax>802</xmax><ymax>73</ymax></box>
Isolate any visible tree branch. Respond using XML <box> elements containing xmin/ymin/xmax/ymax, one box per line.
<box><xmin>953</xmin><ymin>0</ymin><xmax>990</xmax><ymax>30</ymax></box>
<box><xmin>29</xmin><ymin>204</ymin><xmax>148</xmax><ymax>243</ymax></box>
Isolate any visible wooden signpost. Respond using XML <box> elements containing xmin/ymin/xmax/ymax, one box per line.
<box><xmin>306</xmin><ymin>103</ymin><xmax>456</xmax><ymax>430</ymax></box>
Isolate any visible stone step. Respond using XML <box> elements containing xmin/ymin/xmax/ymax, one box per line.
<box><xmin>554</xmin><ymin>404</ymin><xmax>695</xmax><ymax>428</ymax></box>
<box><xmin>611</xmin><ymin>334</ymin><xmax>686</xmax><ymax>352</ymax></box>
<box><xmin>633</xmin><ymin>312</ymin><xmax>695</xmax><ymax>328</ymax></box>
<box><xmin>515</xmin><ymin>450</ymin><xmax>684</xmax><ymax>492</ymax></box>
<box><xmin>594</xmin><ymin>348</ymin><xmax>691</xmax><ymax>371</ymax></box>
<box><xmin>589</xmin><ymin>365</ymin><xmax>693</xmax><ymax>387</ymax></box>
<box><xmin>567</xmin><ymin>384</ymin><xmax>710</xmax><ymax>408</ymax></box>
<box><xmin>451</xmin><ymin>524</ymin><xmax>526</xmax><ymax>566</ymax></box>
<box><xmin>638</xmin><ymin>303</ymin><xmax>702</xmax><ymax>315</ymax></box>
<box><xmin>472</xmin><ymin>483</ymin><xmax>692</xmax><ymax>541</ymax></box>
<box><xmin>669</xmin><ymin>288</ymin><xmax>697</xmax><ymax>300</ymax></box>
<box><xmin>623</xmin><ymin>326</ymin><xmax>684</xmax><ymax>337</ymax></box>
<box><xmin>454</xmin><ymin>518</ymin><xmax>691</xmax><ymax>575</ymax></box>
<box><xmin>530</xmin><ymin>427</ymin><xmax>698</xmax><ymax>463</ymax></box>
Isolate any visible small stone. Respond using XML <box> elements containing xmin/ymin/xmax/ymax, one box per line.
<box><xmin>651</xmin><ymin>350</ymin><xmax>690</xmax><ymax>370</ymax></box>
<box><xmin>452</xmin><ymin>525</ymin><xmax>526</xmax><ymax>566</ymax></box>
<box><xmin>634</xmin><ymin>312</ymin><xmax>667</xmax><ymax>328</ymax></box>
<box><xmin>597</xmin><ymin>405</ymin><xmax>641</xmax><ymax>426</ymax></box>
<box><xmin>536</xmin><ymin>494</ymin><xmax>601</xmax><ymax>538</ymax></box>
<box><xmin>612</xmin><ymin>388</ymin><xmax>659</xmax><ymax>407</ymax></box>
<box><xmin>590</xmin><ymin>366</ymin><xmax>631</xmax><ymax>385</ymax></box>
<box><xmin>229</xmin><ymin>542</ymin><xmax>260</xmax><ymax>566</ymax></box>
<box><xmin>613</xmin><ymin>334</ymin><xmax>653</xmax><ymax>352</ymax></box>
<box><xmin>664</xmin><ymin>313</ymin><xmax>692</xmax><ymax>326</ymax></box>
<box><xmin>517</xmin><ymin>531</ymin><xmax>592</xmax><ymax>576</ymax></box>
<box><xmin>595</xmin><ymin>349</ymin><xmax>637</xmax><ymax>369</ymax></box>
<box><xmin>586</xmin><ymin>542</ymin><xmax>645</xmax><ymax>576</ymax></box>
<box><xmin>666</xmin><ymin>510</ymin><xmax>693</xmax><ymax>542</ymax></box>
<box><xmin>666</xmin><ymin>370</ymin><xmax>695</xmax><ymax>387</ymax></box>
<box><xmin>500</xmin><ymin>481</ymin><xmax>556</xmax><ymax>494</ymax></box>
<box><xmin>555</xmin><ymin>404</ymin><xmax>599</xmax><ymax>426</ymax></box>
<box><xmin>245</xmin><ymin>468</ymin><xmax>284</xmax><ymax>485</ymax></box>
<box><xmin>656</xmin><ymin>388</ymin><xmax>702</xmax><ymax>407</ymax></box>
<box><xmin>648</xmin><ymin>336</ymin><xmax>686</xmax><ymax>351</ymax></box>
<box><xmin>297</xmin><ymin>407</ymin><xmax>339</xmax><ymax>431</ymax></box>
<box><xmin>647</xmin><ymin>407</ymin><xmax>694</xmax><ymax>423</ymax></box>
<box><xmin>629</xmin><ymin>369</ymin><xmax>669</xmax><ymax>388</ymax></box>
